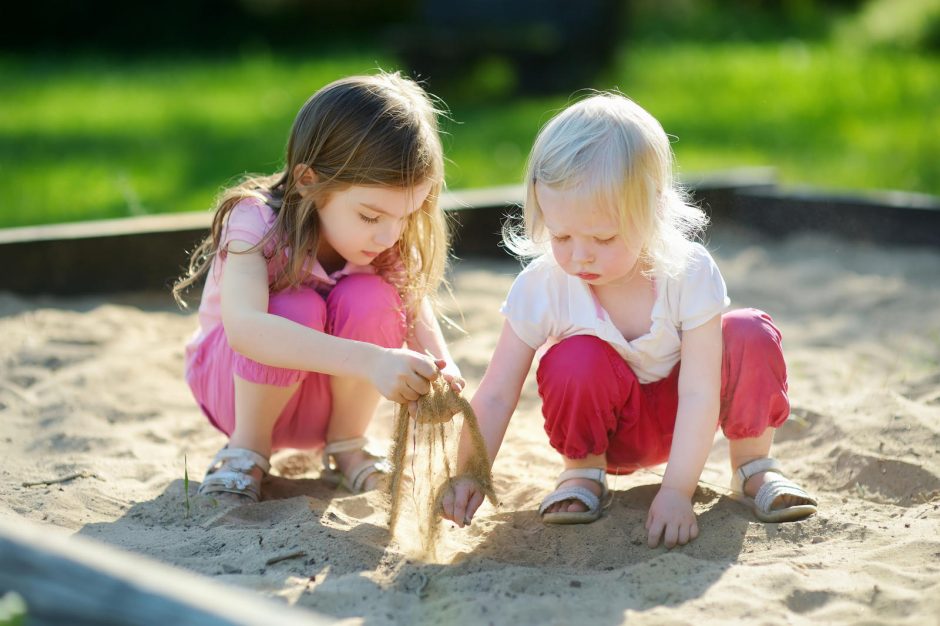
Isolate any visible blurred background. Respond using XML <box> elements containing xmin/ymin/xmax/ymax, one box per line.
<box><xmin>1</xmin><ymin>0</ymin><xmax>937</xmax><ymax>228</ymax></box>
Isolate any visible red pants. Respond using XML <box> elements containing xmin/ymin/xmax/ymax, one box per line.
<box><xmin>536</xmin><ymin>308</ymin><xmax>789</xmax><ymax>474</ymax></box>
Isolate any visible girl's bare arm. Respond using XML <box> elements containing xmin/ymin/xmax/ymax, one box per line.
<box><xmin>661</xmin><ymin>314</ymin><xmax>723</xmax><ymax>495</ymax></box>
<box><xmin>465</xmin><ymin>320</ymin><xmax>536</xmax><ymax>465</ymax></box>
<box><xmin>220</xmin><ymin>241</ymin><xmax>437</xmax><ymax>403</ymax></box>
<box><xmin>442</xmin><ymin>320</ymin><xmax>535</xmax><ymax>526</ymax></box>
<box><xmin>646</xmin><ymin>313</ymin><xmax>722</xmax><ymax>548</ymax></box>
<box><xmin>408</xmin><ymin>296</ymin><xmax>463</xmax><ymax>388</ymax></box>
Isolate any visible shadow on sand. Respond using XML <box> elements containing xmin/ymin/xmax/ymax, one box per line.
<box><xmin>77</xmin><ymin>473</ymin><xmax>752</xmax><ymax>625</ymax></box>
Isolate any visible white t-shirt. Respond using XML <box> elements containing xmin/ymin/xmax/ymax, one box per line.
<box><xmin>500</xmin><ymin>242</ymin><xmax>730</xmax><ymax>384</ymax></box>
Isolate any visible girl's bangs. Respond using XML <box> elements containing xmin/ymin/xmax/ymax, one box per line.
<box><xmin>573</xmin><ymin>151</ymin><xmax>630</xmax><ymax>224</ymax></box>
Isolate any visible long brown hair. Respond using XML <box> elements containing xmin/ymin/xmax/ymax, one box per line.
<box><xmin>173</xmin><ymin>71</ymin><xmax>449</xmax><ymax>320</ymax></box>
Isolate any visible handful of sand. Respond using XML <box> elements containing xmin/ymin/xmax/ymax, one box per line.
<box><xmin>386</xmin><ymin>378</ymin><xmax>497</xmax><ymax>557</ymax></box>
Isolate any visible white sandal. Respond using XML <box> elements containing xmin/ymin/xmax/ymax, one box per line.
<box><xmin>321</xmin><ymin>437</ymin><xmax>390</xmax><ymax>494</ymax></box>
<box><xmin>731</xmin><ymin>457</ymin><xmax>818</xmax><ymax>523</ymax></box>
<box><xmin>539</xmin><ymin>467</ymin><xmax>611</xmax><ymax>525</ymax></box>
<box><xmin>197</xmin><ymin>447</ymin><xmax>271</xmax><ymax>502</ymax></box>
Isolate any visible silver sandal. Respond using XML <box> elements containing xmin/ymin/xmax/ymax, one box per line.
<box><xmin>731</xmin><ymin>457</ymin><xmax>817</xmax><ymax>523</ymax></box>
<box><xmin>197</xmin><ymin>447</ymin><xmax>270</xmax><ymax>502</ymax></box>
<box><xmin>321</xmin><ymin>437</ymin><xmax>390</xmax><ymax>494</ymax></box>
<box><xmin>539</xmin><ymin>467</ymin><xmax>611</xmax><ymax>525</ymax></box>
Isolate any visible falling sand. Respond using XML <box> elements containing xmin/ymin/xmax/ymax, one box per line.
<box><xmin>387</xmin><ymin>378</ymin><xmax>496</xmax><ymax>559</ymax></box>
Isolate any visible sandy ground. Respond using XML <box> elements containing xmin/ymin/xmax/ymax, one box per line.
<box><xmin>2</xmin><ymin>225</ymin><xmax>939</xmax><ymax>625</ymax></box>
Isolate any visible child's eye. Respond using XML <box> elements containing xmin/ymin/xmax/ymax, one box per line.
<box><xmin>551</xmin><ymin>234</ymin><xmax>570</xmax><ymax>242</ymax></box>
<box><xmin>358</xmin><ymin>213</ymin><xmax>380</xmax><ymax>224</ymax></box>
<box><xmin>595</xmin><ymin>236</ymin><xmax>617</xmax><ymax>245</ymax></box>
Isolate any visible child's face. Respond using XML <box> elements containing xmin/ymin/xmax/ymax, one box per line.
<box><xmin>536</xmin><ymin>182</ymin><xmax>643</xmax><ymax>286</ymax></box>
<box><xmin>315</xmin><ymin>181</ymin><xmax>432</xmax><ymax>266</ymax></box>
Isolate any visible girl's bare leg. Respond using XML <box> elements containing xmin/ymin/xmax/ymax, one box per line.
<box><xmin>229</xmin><ymin>375</ymin><xmax>300</xmax><ymax>456</ymax></box>
<box><xmin>219</xmin><ymin>375</ymin><xmax>299</xmax><ymax>495</ymax></box>
<box><xmin>729</xmin><ymin>427</ymin><xmax>801</xmax><ymax>506</ymax></box>
<box><xmin>326</xmin><ymin>375</ymin><xmax>384</xmax><ymax>489</ymax></box>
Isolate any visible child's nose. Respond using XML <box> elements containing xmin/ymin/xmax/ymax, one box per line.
<box><xmin>571</xmin><ymin>241</ymin><xmax>594</xmax><ymax>263</ymax></box>
<box><xmin>374</xmin><ymin>222</ymin><xmax>399</xmax><ymax>248</ymax></box>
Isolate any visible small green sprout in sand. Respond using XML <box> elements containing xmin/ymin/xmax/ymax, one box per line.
<box><xmin>184</xmin><ymin>454</ymin><xmax>191</xmax><ymax>518</ymax></box>
<box><xmin>0</xmin><ymin>591</ymin><xmax>27</xmax><ymax>626</ymax></box>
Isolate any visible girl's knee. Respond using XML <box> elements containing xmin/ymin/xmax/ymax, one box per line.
<box><xmin>329</xmin><ymin>274</ymin><xmax>400</xmax><ymax>317</ymax></box>
<box><xmin>722</xmin><ymin>308</ymin><xmax>782</xmax><ymax>350</ymax></box>
<box><xmin>719</xmin><ymin>309</ymin><xmax>790</xmax><ymax>437</ymax></box>
<box><xmin>233</xmin><ymin>353</ymin><xmax>308</xmax><ymax>387</ymax></box>
<box><xmin>268</xmin><ymin>287</ymin><xmax>327</xmax><ymax>330</ymax></box>
<box><xmin>538</xmin><ymin>335</ymin><xmax>628</xmax><ymax>388</ymax></box>
<box><xmin>538</xmin><ymin>337</ymin><xmax>642</xmax><ymax>460</ymax></box>
<box><xmin>328</xmin><ymin>274</ymin><xmax>406</xmax><ymax>345</ymax></box>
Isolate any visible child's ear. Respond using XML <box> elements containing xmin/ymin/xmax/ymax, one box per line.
<box><xmin>293</xmin><ymin>164</ymin><xmax>318</xmax><ymax>189</ymax></box>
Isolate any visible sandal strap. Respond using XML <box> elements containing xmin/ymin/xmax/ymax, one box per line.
<box><xmin>755</xmin><ymin>478</ymin><xmax>817</xmax><ymax>514</ymax></box>
<box><xmin>320</xmin><ymin>437</ymin><xmax>389</xmax><ymax>493</ymax></box>
<box><xmin>207</xmin><ymin>447</ymin><xmax>270</xmax><ymax>474</ymax></box>
<box><xmin>539</xmin><ymin>486</ymin><xmax>600</xmax><ymax>515</ymax></box>
<box><xmin>556</xmin><ymin>467</ymin><xmax>608</xmax><ymax>489</ymax></box>
<box><xmin>732</xmin><ymin>457</ymin><xmax>782</xmax><ymax>493</ymax></box>
<box><xmin>322</xmin><ymin>437</ymin><xmax>369</xmax><ymax>463</ymax></box>
<box><xmin>198</xmin><ymin>446</ymin><xmax>268</xmax><ymax>502</ymax></box>
<box><xmin>198</xmin><ymin>470</ymin><xmax>261</xmax><ymax>501</ymax></box>
<box><xmin>347</xmin><ymin>458</ymin><xmax>389</xmax><ymax>493</ymax></box>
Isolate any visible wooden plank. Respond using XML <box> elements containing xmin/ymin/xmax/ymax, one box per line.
<box><xmin>0</xmin><ymin>516</ymin><xmax>335</xmax><ymax>626</ymax></box>
<box><xmin>0</xmin><ymin>185</ymin><xmax>524</xmax><ymax>245</ymax></box>
<box><xmin>732</xmin><ymin>187</ymin><xmax>940</xmax><ymax>246</ymax></box>
<box><xmin>8</xmin><ymin>169</ymin><xmax>936</xmax><ymax>296</ymax></box>
<box><xmin>0</xmin><ymin>185</ymin><xmax>527</xmax><ymax>295</ymax></box>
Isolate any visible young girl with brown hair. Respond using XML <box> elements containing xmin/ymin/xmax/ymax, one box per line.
<box><xmin>175</xmin><ymin>72</ymin><xmax>462</xmax><ymax>501</ymax></box>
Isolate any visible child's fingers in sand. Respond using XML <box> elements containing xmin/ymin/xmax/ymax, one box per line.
<box><xmin>441</xmin><ymin>477</ymin><xmax>485</xmax><ymax>527</ymax></box>
<box><xmin>646</xmin><ymin>512</ymin><xmax>699</xmax><ymax>549</ymax></box>
<box><xmin>645</xmin><ymin>487</ymin><xmax>699</xmax><ymax>548</ymax></box>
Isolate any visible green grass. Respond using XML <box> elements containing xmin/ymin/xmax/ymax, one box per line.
<box><xmin>609</xmin><ymin>42</ymin><xmax>940</xmax><ymax>196</ymax></box>
<box><xmin>1</xmin><ymin>43</ymin><xmax>937</xmax><ymax>228</ymax></box>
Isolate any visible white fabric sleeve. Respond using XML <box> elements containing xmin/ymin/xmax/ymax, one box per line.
<box><xmin>499</xmin><ymin>262</ymin><xmax>552</xmax><ymax>350</ymax></box>
<box><xmin>679</xmin><ymin>245</ymin><xmax>730</xmax><ymax>330</ymax></box>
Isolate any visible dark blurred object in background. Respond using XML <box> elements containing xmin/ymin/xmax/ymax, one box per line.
<box><xmin>2</xmin><ymin>0</ymin><xmax>623</xmax><ymax>96</ymax></box>
<box><xmin>0</xmin><ymin>0</ymin><xmax>415</xmax><ymax>54</ymax></box>
<box><xmin>388</xmin><ymin>0</ymin><xmax>625</xmax><ymax>96</ymax></box>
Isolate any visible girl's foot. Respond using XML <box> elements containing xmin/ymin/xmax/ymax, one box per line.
<box><xmin>540</xmin><ymin>468</ymin><xmax>609</xmax><ymax>524</ymax></box>
<box><xmin>543</xmin><ymin>477</ymin><xmax>604</xmax><ymax>514</ymax></box>
<box><xmin>732</xmin><ymin>458</ymin><xmax>817</xmax><ymax>522</ymax></box>
<box><xmin>742</xmin><ymin>470</ymin><xmax>803</xmax><ymax>507</ymax></box>
<box><xmin>197</xmin><ymin>447</ymin><xmax>270</xmax><ymax>503</ymax></box>
<box><xmin>321</xmin><ymin>437</ymin><xmax>390</xmax><ymax>493</ymax></box>
<box><xmin>329</xmin><ymin>448</ymin><xmax>387</xmax><ymax>491</ymax></box>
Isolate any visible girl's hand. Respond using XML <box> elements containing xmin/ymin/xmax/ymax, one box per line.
<box><xmin>370</xmin><ymin>347</ymin><xmax>439</xmax><ymax>405</ymax></box>
<box><xmin>646</xmin><ymin>486</ymin><xmax>699</xmax><ymax>548</ymax></box>
<box><xmin>433</xmin><ymin>358</ymin><xmax>466</xmax><ymax>394</ymax></box>
<box><xmin>440</xmin><ymin>476</ymin><xmax>485</xmax><ymax>528</ymax></box>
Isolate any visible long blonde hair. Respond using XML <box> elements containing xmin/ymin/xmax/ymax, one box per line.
<box><xmin>505</xmin><ymin>92</ymin><xmax>707</xmax><ymax>278</ymax></box>
<box><xmin>174</xmin><ymin>71</ymin><xmax>448</xmax><ymax>319</ymax></box>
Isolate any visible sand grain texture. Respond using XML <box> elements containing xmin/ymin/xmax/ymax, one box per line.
<box><xmin>2</xmin><ymin>227</ymin><xmax>939</xmax><ymax>625</ymax></box>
